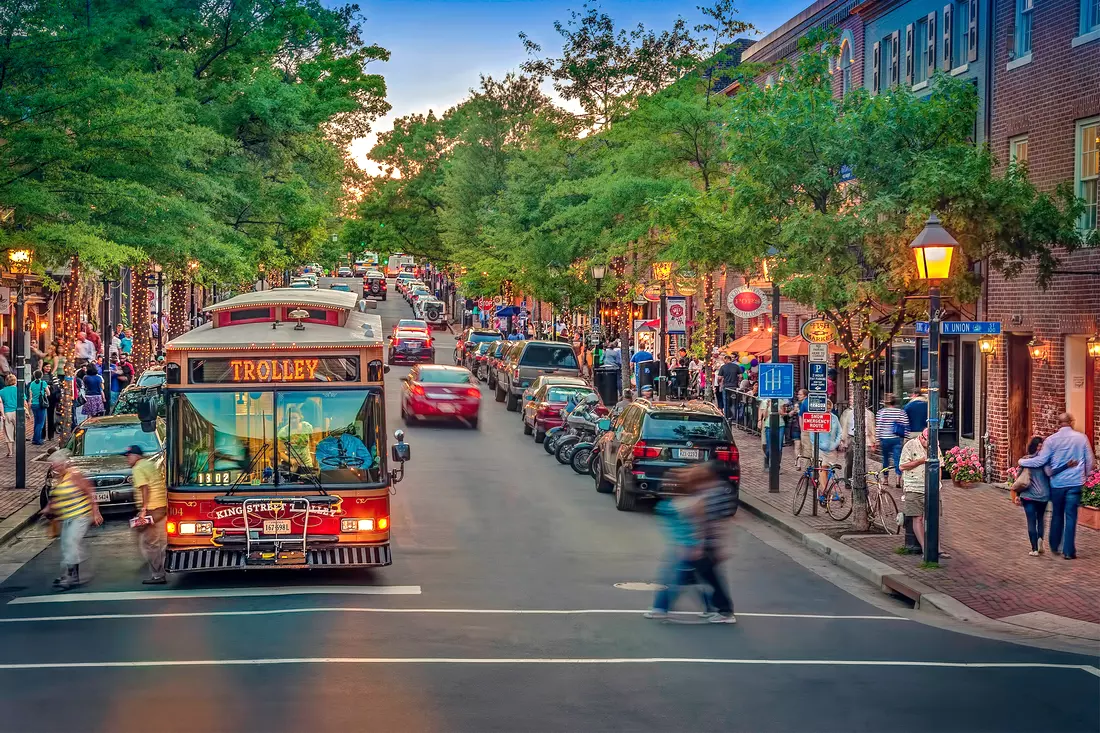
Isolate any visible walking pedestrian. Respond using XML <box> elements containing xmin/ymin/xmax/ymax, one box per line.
<box><xmin>1017</xmin><ymin>413</ymin><xmax>1094</xmax><ymax>560</ymax></box>
<box><xmin>1011</xmin><ymin>436</ymin><xmax>1052</xmax><ymax>556</ymax></box>
<box><xmin>125</xmin><ymin>445</ymin><xmax>168</xmax><ymax>584</ymax></box>
<box><xmin>758</xmin><ymin>397</ymin><xmax>783</xmax><ymax>471</ymax></box>
<box><xmin>874</xmin><ymin>394</ymin><xmax>909</xmax><ymax>488</ymax></box>
<box><xmin>82</xmin><ymin>363</ymin><xmax>106</xmax><ymax>418</ymax></box>
<box><xmin>0</xmin><ymin>373</ymin><xmax>17</xmax><ymax>457</ymax></box>
<box><xmin>715</xmin><ymin>355</ymin><xmax>738</xmax><ymax>416</ymax></box>
<box><xmin>794</xmin><ymin>389</ymin><xmax>812</xmax><ymax>471</ymax></box>
<box><xmin>41</xmin><ymin>361</ymin><xmax>61</xmax><ymax>440</ymax></box>
<box><xmin>27</xmin><ymin>369</ymin><xmax>49</xmax><ymax>445</ymax></box>
<box><xmin>898</xmin><ymin>429</ymin><xmax>943</xmax><ymax>554</ymax></box>
<box><xmin>44</xmin><ymin>449</ymin><xmax>103</xmax><ymax>590</ymax></box>
<box><xmin>903</xmin><ymin>390</ymin><xmax>928</xmax><ymax>437</ymax></box>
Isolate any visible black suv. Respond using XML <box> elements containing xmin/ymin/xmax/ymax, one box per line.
<box><xmin>592</xmin><ymin>399</ymin><xmax>740</xmax><ymax>511</ymax></box>
<box><xmin>363</xmin><ymin>272</ymin><xmax>387</xmax><ymax>300</ymax></box>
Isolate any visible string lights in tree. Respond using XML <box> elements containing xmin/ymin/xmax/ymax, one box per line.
<box><xmin>58</xmin><ymin>256</ymin><xmax>82</xmax><ymax>444</ymax></box>
<box><xmin>130</xmin><ymin>263</ymin><xmax>154</xmax><ymax>369</ymax></box>
<box><xmin>168</xmin><ymin>277</ymin><xmax>188</xmax><ymax>339</ymax></box>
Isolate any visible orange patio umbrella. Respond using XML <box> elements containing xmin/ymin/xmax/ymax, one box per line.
<box><xmin>720</xmin><ymin>330</ymin><xmax>777</xmax><ymax>355</ymax></box>
<box><xmin>755</xmin><ymin>334</ymin><xmax>845</xmax><ymax>359</ymax></box>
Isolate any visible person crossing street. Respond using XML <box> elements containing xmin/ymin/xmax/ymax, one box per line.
<box><xmin>125</xmin><ymin>445</ymin><xmax>169</xmax><ymax>584</ymax></box>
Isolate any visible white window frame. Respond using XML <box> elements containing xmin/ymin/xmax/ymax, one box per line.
<box><xmin>1077</xmin><ymin>117</ymin><xmax>1099</xmax><ymax>232</ymax></box>
<box><xmin>839</xmin><ymin>37</ymin><xmax>854</xmax><ymax>97</ymax></box>
<box><xmin>1009</xmin><ymin>134</ymin><xmax>1028</xmax><ymax>167</ymax></box>
<box><xmin>1015</xmin><ymin>0</ymin><xmax>1033</xmax><ymax>58</ymax></box>
<box><xmin>914</xmin><ymin>19</ymin><xmax>929</xmax><ymax>84</ymax></box>
<box><xmin>1084</xmin><ymin>0</ymin><xmax>1100</xmax><ymax>34</ymax></box>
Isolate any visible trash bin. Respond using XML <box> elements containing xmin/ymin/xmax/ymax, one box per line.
<box><xmin>636</xmin><ymin>360</ymin><xmax>657</xmax><ymax>392</ymax></box>
<box><xmin>593</xmin><ymin>365</ymin><xmax>620</xmax><ymax>406</ymax></box>
<box><xmin>670</xmin><ymin>367</ymin><xmax>690</xmax><ymax>399</ymax></box>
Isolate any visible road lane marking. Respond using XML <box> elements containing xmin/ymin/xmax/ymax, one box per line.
<box><xmin>7</xmin><ymin>586</ymin><xmax>422</xmax><ymax>605</ymax></box>
<box><xmin>0</xmin><ymin>658</ymin><xmax>1095</xmax><ymax>678</ymax></box>
<box><xmin>0</xmin><ymin>607</ymin><xmax>907</xmax><ymax>623</ymax></box>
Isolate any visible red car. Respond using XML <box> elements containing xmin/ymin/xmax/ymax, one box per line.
<box><xmin>522</xmin><ymin>380</ymin><xmax>599</xmax><ymax>443</ymax></box>
<box><xmin>400</xmin><ymin>365</ymin><xmax>481</xmax><ymax>428</ymax></box>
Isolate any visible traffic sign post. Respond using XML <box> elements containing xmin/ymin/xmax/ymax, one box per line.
<box><xmin>808</xmin><ymin>342</ymin><xmax>829</xmax><ymax>362</ymax></box>
<box><xmin>801</xmin><ymin>412</ymin><xmax>833</xmax><ymax>433</ymax></box>
<box><xmin>807</xmin><ymin>394</ymin><xmax>828</xmax><ymax>413</ymax></box>
<box><xmin>915</xmin><ymin>321</ymin><xmax>1001</xmax><ymax>335</ymax></box>
<box><xmin>758</xmin><ymin>363</ymin><xmax>794</xmax><ymax>399</ymax></box>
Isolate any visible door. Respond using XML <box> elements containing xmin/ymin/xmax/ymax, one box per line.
<box><xmin>1006</xmin><ymin>334</ymin><xmax>1032</xmax><ymax>463</ymax></box>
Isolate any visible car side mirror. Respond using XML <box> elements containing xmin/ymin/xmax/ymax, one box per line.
<box><xmin>597</xmin><ymin>419</ymin><xmax>611</xmax><ymax>431</ymax></box>
<box><xmin>391</xmin><ymin>429</ymin><xmax>411</xmax><ymax>463</ymax></box>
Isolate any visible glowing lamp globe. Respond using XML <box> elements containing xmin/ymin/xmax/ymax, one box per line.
<box><xmin>910</xmin><ymin>213</ymin><xmax>958</xmax><ymax>281</ymax></box>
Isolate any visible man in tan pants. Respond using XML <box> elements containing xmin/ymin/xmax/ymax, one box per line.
<box><xmin>125</xmin><ymin>445</ymin><xmax>168</xmax><ymax>584</ymax></box>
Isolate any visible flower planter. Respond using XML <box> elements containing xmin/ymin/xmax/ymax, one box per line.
<box><xmin>1079</xmin><ymin>506</ymin><xmax>1100</xmax><ymax>531</ymax></box>
<box><xmin>952</xmin><ymin>479</ymin><xmax>977</xmax><ymax>490</ymax></box>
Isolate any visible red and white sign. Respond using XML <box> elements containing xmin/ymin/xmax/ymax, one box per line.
<box><xmin>642</xmin><ymin>284</ymin><xmax>662</xmax><ymax>302</ymax></box>
<box><xmin>726</xmin><ymin>286</ymin><xmax>768</xmax><ymax>318</ymax></box>
<box><xmin>478</xmin><ymin>298</ymin><xmax>494</xmax><ymax>310</ymax></box>
<box><xmin>801</xmin><ymin>412</ymin><xmax>833</xmax><ymax>434</ymax></box>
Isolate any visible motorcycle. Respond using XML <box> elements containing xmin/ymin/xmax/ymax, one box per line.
<box><xmin>555</xmin><ymin>400</ymin><xmax>601</xmax><ymax>465</ymax></box>
<box><xmin>569</xmin><ymin>415</ymin><xmax>612</xmax><ymax>475</ymax></box>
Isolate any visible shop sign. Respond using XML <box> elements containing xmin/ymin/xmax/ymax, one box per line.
<box><xmin>800</xmin><ymin>318</ymin><xmax>838</xmax><ymax>343</ymax></box>
<box><xmin>675</xmin><ymin>279</ymin><xmax>698</xmax><ymax>296</ymax></box>
<box><xmin>0</xmin><ymin>287</ymin><xmax>9</xmax><ymax>315</ymax></box>
<box><xmin>642</xmin><ymin>284</ymin><xmax>663</xmax><ymax>302</ymax></box>
<box><xmin>726</xmin><ymin>286</ymin><xmax>768</xmax><ymax>318</ymax></box>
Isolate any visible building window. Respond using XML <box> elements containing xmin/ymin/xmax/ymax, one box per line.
<box><xmin>953</xmin><ymin>0</ymin><xmax>969</xmax><ymax>67</ymax></box>
<box><xmin>839</xmin><ymin>38</ymin><xmax>853</xmax><ymax>97</ymax></box>
<box><xmin>1079</xmin><ymin>119</ymin><xmax>1099</xmax><ymax>230</ymax></box>
<box><xmin>881</xmin><ymin>35</ymin><xmax>893</xmax><ymax>90</ymax></box>
<box><xmin>1015</xmin><ymin>0</ymin><xmax>1033</xmax><ymax>57</ymax></box>
<box><xmin>915</xmin><ymin>19</ymin><xmax>929</xmax><ymax>84</ymax></box>
<box><xmin>1009</xmin><ymin>135</ymin><xmax>1029</xmax><ymax>166</ymax></box>
<box><xmin>1084</xmin><ymin>0</ymin><xmax>1100</xmax><ymax>34</ymax></box>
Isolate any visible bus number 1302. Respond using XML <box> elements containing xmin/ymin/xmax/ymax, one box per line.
<box><xmin>196</xmin><ymin>472</ymin><xmax>234</xmax><ymax>486</ymax></box>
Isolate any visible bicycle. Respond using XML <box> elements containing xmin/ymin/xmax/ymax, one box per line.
<box><xmin>863</xmin><ymin>468</ymin><xmax>900</xmax><ymax>534</ymax></box>
<box><xmin>791</xmin><ymin>462</ymin><xmax>852</xmax><ymax>521</ymax></box>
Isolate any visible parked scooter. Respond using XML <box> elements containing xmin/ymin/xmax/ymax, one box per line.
<box><xmin>555</xmin><ymin>395</ymin><xmax>602</xmax><ymax>465</ymax></box>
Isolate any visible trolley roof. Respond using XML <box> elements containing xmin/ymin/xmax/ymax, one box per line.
<box><xmin>166</xmin><ymin>288</ymin><xmax>383</xmax><ymax>351</ymax></box>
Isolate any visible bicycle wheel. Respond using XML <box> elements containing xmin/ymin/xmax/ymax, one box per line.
<box><xmin>791</xmin><ymin>474</ymin><xmax>811</xmax><ymax>516</ymax></box>
<box><xmin>877</xmin><ymin>491</ymin><xmax>900</xmax><ymax>534</ymax></box>
<box><xmin>825</xmin><ymin>477</ymin><xmax>853</xmax><ymax>521</ymax></box>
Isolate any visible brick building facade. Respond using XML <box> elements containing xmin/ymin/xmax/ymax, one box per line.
<box><xmin>984</xmin><ymin>0</ymin><xmax>1100</xmax><ymax>475</ymax></box>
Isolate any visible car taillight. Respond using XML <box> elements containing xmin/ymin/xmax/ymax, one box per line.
<box><xmin>426</xmin><ymin>338</ymin><xmax>433</xmax><ymax>347</ymax></box>
<box><xmin>411</xmin><ymin>384</ymin><xmax>425</xmax><ymax>396</ymax></box>
<box><xmin>466</xmin><ymin>388</ymin><xmax>481</xmax><ymax>398</ymax></box>
<box><xmin>715</xmin><ymin>445</ymin><xmax>739</xmax><ymax>462</ymax></box>
<box><xmin>632</xmin><ymin>441</ymin><xmax>661</xmax><ymax>459</ymax></box>
<box><xmin>513</xmin><ymin>367</ymin><xmax>520</xmax><ymax>379</ymax></box>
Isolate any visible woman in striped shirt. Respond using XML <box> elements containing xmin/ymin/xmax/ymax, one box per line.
<box><xmin>44</xmin><ymin>449</ymin><xmax>103</xmax><ymax>590</ymax></box>
<box><xmin>873</xmin><ymin>394</ymin><xmax>909</xmax><ymax>489</ymax></box>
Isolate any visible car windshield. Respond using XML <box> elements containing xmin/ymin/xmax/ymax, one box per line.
<box><xmin>136</xmin><ymin>372</ymin><xmax>166</xmax><ymax>387</ymax></box>
<box><xmin>643</xmin><ymin>413</ymin><xmax>730</xmax><ymax>441</ymax></box>
<box><xmin>469</xmin><ymin>332</ymin><xmax>499</xmax><ymax>343</ymax></box>
<box><xmin>71</xmin><ymin>423</ymin><xmax>161</xmax><ymax>457</ymax></box>
<box><xmin>476</xmin><ymin>343</ymin><xmax>491</xmax><ymax>354</ymax></box>
<box><xmin>398</xmin><ymin>320</ymin><xmax>428</xmax><ymax>330</ymax></box>
<box><xmin>174</xmin><ymin>389</ymin><xmax>384</xmax><ymax>488</ymax></box>
<box><xmin>547</xmin><ymin>387</ymin><xmax>592</xmax><ymax>402</ymax></box>
<box><xmin>418</xmin><ymin>370</ymin><xmax>474</xmax><ymax>384</ymax></box>
<box><xmin>520</xmin><ymin>344</ymin><xmax>578</xmax><ymax>369</ymax></box>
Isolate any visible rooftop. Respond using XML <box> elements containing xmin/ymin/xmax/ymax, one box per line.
<box><xmin>202</xmin><ymin>288</ymin><xmax>360</xmax><ymax>314</ymax></box>
<box><xmin>167</xmin><ymin>310</ymin><xmax>384</xmax><ymax>350</ymax></box>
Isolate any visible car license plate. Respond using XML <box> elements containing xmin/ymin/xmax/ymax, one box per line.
<box><xmin>438</xmin><ymin>403</ymin><xmax>456</xmax><ymax>413</ymax></box>
<box><xmin>94</xmin><ymin>491</ymin><xmax>110</xmax><ymax>503</ymax></box>
<box><xmin>676</xmin><ymin>448</ymin><xmax>702</xmax><ymax>460</ymax></box>
<box><xmin>263</xmin><ymin>520</ymin><xmax>291</xmax><ymax>534</ymax></box>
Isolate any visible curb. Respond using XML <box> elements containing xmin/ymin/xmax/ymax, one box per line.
<box><xmin>738</xmin><ymin>492</ymin><xmax>956</xmax><ymax>615</ymax></box>
<box><xmin>0</xmin><ymin>501</ymin><xmax>42</xmax><ymax>548</ymax></box>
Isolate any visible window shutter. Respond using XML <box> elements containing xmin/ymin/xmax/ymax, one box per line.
<box><xmin>872</xmin><ymin>41</ymin><xmax>881</xmax><ymax>92</ymax></box>
<box><xmin>943</xmin><ymin>4</ymin><xmax>953</xmax><ymax>70</ymax></box>
<box><xmin>968</xmin><ymin>0</ymin><xmax>979</xmax><ymax>62</ymax></box>
<box><xmin>891</xmin><ymin>30</ymin><xmax>900</xmax><ymax>86</ymax></box>
<box><xmin>927</xmin><ymin>12</ymin><xmax>937</xmax><ymax>79</ymax></box>
<box><xmin>905</xmin><ymin>24</ymin><xmax>915</xmax><ymax>85</ymax></box>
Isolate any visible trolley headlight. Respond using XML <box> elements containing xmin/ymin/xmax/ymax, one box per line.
<box><xmin>341</xmin><ymin>518</ymin><xmax>376</xmax><ymax>532</ymax></box>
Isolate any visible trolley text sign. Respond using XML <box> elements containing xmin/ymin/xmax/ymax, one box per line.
<box><xmin>189</xmin><ymin>357</ymin><xmax>360</xmax><ymax>384</ymax></box>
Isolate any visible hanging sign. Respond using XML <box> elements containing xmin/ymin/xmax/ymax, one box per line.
<box><xmin>642</xmin><ymin>284</ymin><xmax>662</xmax><ymax>303</ymax></box>
<box><xmin>665</xmin><ymin>297</ymin><xmax>688</xmax><ymax>335</ymax></box>
<box><xmin>726</xmin><ymin>286</ymin><xmax>768</xmax><ymax>318</ymax></box>
<box><xmin>675</xmin><ymin>279</ymin><xmax>698</xmax><ymax>296</ymax></box>
<box><xmin>800</xmin><ymin>318</ymin><xmax>838</xmax><ymax>344</ymax></box>
<box><xmin>0</xmin><ymin>287</ymin><xmax>9</xmax><ymax>315</ymax></box>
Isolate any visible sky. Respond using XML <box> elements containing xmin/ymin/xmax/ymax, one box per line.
<box><xmin>335</xmin><ymin>0</ymin><xmax>810</xmax><ymax>171</ymax></box>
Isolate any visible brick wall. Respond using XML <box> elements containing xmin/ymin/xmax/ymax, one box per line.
<box><xmin>986</xmin><ymin>0</ymin><xmax>1100</xmax><ymax>475</ymax></box>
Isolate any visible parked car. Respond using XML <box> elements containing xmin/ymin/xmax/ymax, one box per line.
<box><xmin>497</xmin><ymin>340</ymin><xmax>580</xmax><ymax>412</ymax></box>
<box><xmin>337</xmin><ymin>266</ymin><xmax>353</xmax><ymax>277</ymax></box>
<box><xmin>330</xmin><ymin>283</ymin><xmax>352</xmax><ymax>292</ymax></box>
<box><xmin>521</xmin><ymin>377</ymin><xmax>592</xmax><ymax>442</ymax></box>
<box><xmin>111</xmin><ymin>383</ymin><xmax>165</xmax><ymax>417</ymax></box>
<box><xmin>465</xmin><ymin>341</ymin><xmax>494</xmax><ymax>379</ymax></box>
<box><xmin>484</xmin><ymin>340</ymin><xmax>511</xmax><ymax>389</ymax></box>
<box><xmin>40</xmin><ymin>415</ymin><xmax>165</xmax><ymax>513</ymax></box>
<box><xmin>134</xmin><ymin>368</ymin><xmax>166</xmax><ymax>388</ymax></box>
<box><xmin>455</xmin><ymin>328</ymin><xmax>501</xmax><ymax>365</ymax></box>
<box><xmin>592</xmin><ymin>399</ymin><xmax>740</xmax><ymax>512</ymax></box>
<box><xmin>394</xmin><ymin>272</ymin><xmax>417</xmax><ymax>292</ymax></box>
<box><xmin>400</xmin><ymin>365</ymin><xmax>480</xmax><ymax>428</ymax></box>
<box><xmin>364</xmin><ymin>271</ymin><xmax>387</xmax><ymax>300</ymax></box>
<box><xmin>388</xmin><ymin>329</ymin><xmax>435</xmax><ymax>365</ymax></box>
<box><xmin>418</xmin><ymin>297</ymin><xmax>447</xmax><ymax>327</ymax></box>
<box><xmin>289</xmin><ymin>278</ymin><xmax>314</xmax><ymax>289</ymax></box>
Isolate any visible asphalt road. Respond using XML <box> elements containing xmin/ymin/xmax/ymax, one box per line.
<box><xmin>0</xmin><ymin>288</ymin><xmax>1096</xmax><ymax>733</ymax></box>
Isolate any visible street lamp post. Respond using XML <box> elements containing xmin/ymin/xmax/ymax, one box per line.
<box><xmin>8</xmin><ymin>247</ymin><xmax>33</xmax><ymax>489</ymax></box>
<box><xmin>977</xmin><ymin>335</ymin><xmax>996</xmax><ymax>480</ymax></box>
<box><xmin>101</xmin><ymin>275</ymin><xmax>113</xmax><ymax>414</ymax></box>
<box><xmin>155</xmin><ymin>265</ymin><xmax>164</xmax><ymax>355</ymax></box>
<box><xmin>910</xmin><ymin>213</ymin><xmax>958</xmax><ymax>564</ymax></box>
<box><xmin>591</xmin><ymin>264</ymin><xmax>606</xmax><ymax>349</ymax></box>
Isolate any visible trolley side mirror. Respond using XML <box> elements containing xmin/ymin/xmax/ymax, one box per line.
<box><xmin>137</xmin><ymin>396</ymin><xmax>158</xmax><ymax>433</ymax></box>
<box><xmin>391</xmin><ymin>429</ymin><xmax>411</xmax><ymax>463</ymax></box>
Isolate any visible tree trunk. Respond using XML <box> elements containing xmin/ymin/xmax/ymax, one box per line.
<box><xmin>58</xmin><ymin>256</ymin><xmax>82</xmax><ymax>444</ymax></box>
<box><xmin>850</xmin><ymin>363</ymin><xmax>871</xmax><ymax>531</ymax></box>
<box><xmin>130</xmin><ymin>264</ymin><xmax>153</xmax><ymax>370</ymax></box>
<box><xmin>168</xmin><ymin>279</ymin><xmax>188</xmax><ymax>339</ymax></box>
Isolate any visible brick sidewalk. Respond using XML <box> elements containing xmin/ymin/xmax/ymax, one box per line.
<box><xmin>0</xmin><ymin>433</ymin><xmax>55</xmax><ymax>521</ymax></box>
<box><xmin>735</xmin><ymin>435</ymin><xmax>1100</xmax><ymax>624</ymax></box>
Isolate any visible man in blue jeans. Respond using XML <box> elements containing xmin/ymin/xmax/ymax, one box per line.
<box><xmin>1018</xmin><ymin>413</ymin><xmax>1094</xmax><ymax>560</ymax></box>
<box><xmin>874</xmin><ymin>394</ymin><xmax>909</xmax><ymax>488</ymax></box>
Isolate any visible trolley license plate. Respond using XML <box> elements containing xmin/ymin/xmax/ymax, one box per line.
<box><xmin>263</xmin><ymin>519</ymin><xmax>291</xmax><ymax>534</ymax></box>
<box><xmin>676</xmin><ymin>448</ymin><xmax>702</xmax><ymax>460</ymax></box>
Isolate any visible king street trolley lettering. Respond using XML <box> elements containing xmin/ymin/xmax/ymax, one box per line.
<box><xmin>212</xmin><ymin>502</ymin><xmax>344</xmax><ymax>521</ymax></box>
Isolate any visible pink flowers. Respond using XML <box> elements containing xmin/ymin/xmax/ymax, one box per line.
<box><xmin>1083</xmin><ymin>469</ymin><xmax>1100</xmax><ymax>509</ymax></box>
<box><xmin>944</xmin><ymin>445</ymin><xmax>983</xmax><ymax>484</ymax></box>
